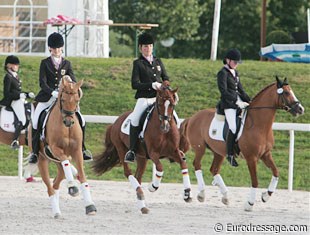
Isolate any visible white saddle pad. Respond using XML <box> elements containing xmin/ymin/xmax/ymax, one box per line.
<box><xmin>209</xmin><ymin>111</ymin><xmax>247</xmax><ymax>141</ymax></box>
<box><xmin>0</xmin><ymin>107</ymin><xmax>15</xmax><ymax>132</ymax></box>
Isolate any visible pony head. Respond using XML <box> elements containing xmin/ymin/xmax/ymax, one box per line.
<box><xmin>275</xmin><ymin>76</ymin><xmax>304</xmax><ymax>117</ymax></box>
<box><xmin>59</xmin><ymin>77</ymin><xmax>83</xmax><ymax>127</ymax></box>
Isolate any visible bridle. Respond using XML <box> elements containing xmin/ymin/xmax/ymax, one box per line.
<box><xmin>59</xmin><ymin>88</ymin><xmax>80</xmax><ymax>127</ymax></box>
<box><xmin>156</xmin><ymin>86</ymin><xmax>176</xmax><ymax>123</ymax></box>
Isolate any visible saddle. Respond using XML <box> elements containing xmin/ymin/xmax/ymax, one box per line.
<box><xmin>209</xmin><ymin>105</ymin><xmax>247</xmax><ymax>143</ymax></box>
<box><xmin>0</xmin><ymin>103</ymin><xmax>34</xmax><ymax>133</ymax></box>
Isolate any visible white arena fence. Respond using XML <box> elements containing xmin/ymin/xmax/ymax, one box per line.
<box><xmin>17</xmin><ymin>115</ymin><xmax>309</xmax><ymax>192</ymax></box>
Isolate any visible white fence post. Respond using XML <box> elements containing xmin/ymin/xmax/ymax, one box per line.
<box><xmin>18</xmin><ymin>146</ymin><xmax>23</xmax><ymax>180</ymax></box>
<box><xmin>288</xmin><ymin>130</ymin><xmax>295</xmax><ymax>192</ymax></box>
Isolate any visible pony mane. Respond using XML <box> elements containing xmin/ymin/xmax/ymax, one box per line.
<box><xmin>251</xmin><ymin>82</ymin><xmax>276</xmax><ymax>102</ymax></box>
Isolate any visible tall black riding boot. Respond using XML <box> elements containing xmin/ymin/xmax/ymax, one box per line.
<box><xmin>11</xmin><ymin>121</ymin><xmax>23</xmax><ymax>150</ymax></box>
<box><xmin>124</xmin><ymin>125</ymin><xmax>140</xmax><ymax>163</ymax></box>
<box><xmin>29</xmin><ymin>128</ymin><xmax>39</xmax><ymax>164</ymax></box>
<box><xmin>226</xmin><ymin>130</ymin><xmax>238</xmax><ymax>167</ymax></box>
<box><xmin>81</xmin><ymin>125</ymin><xmax>93</xmax><ymax>162</ymax></box>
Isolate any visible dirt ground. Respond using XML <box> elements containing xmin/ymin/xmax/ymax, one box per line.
<box><xmin>0</xmin><ymin>176</ymin><xmax>309</xmax><ymax>235</ymax></box>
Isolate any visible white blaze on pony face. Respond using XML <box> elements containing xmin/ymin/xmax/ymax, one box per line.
<box><xmin>287</xmin><ymin>86</ymin><xmax>305</xmax><ymax>116</ymax></box>
<box><xmin>164</xmin><ymin>100</ymin><xmax>170</xmax><ymax>126</ymax></box>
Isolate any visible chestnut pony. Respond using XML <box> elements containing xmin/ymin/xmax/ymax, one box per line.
<box><xmin>37</xmin><ymin>76</ymin><xmax>96</xmax><ymax>218</ymax></box>
<box><xmin>180</xmin><ymin>77</ymin><xmax>304</xmax><ymax>211</ymax></box>
<box><xmin>92</xmin><ymin>81</ymin><xmax>192</xmax><ymax>214</ymax></box>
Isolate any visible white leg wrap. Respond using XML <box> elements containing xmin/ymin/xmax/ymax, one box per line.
<box><xmin>182</xmin><ymin>169</ymin><xmax>191</xmax><ymax>189</ymax></box>
<box><xmin>212</xmin><ymin>174</ymin><xmax>228</xmax><ymax>195</ymax></box>
<box><xmin>248</xmin><ymin>187</ymin><xmax>257</xmax><ymax>205</ymax></box>
<box><xmin>80</xmin><ymin>182</ymin><xmax>94</xmax><ymax>207</ymax></box>
<box><xmin>61</xmin><ymin>160</ymin><xmax>74</xmax><ymax>182</ymax></box>
<box><xmin>195</xmin><ymin>170</ymin><xmax>205</xmax><ymax>192</ymax></box>
<box><xmin>128</xmin><ymin>175</ymin><xmax>140</xmax><ymax>190</ymax></box>
<box><xmin>49</xmin><ymin>192</ymin><xmax>61</xmax><ymax>216</ymax></box>
<box><xmin>153</xmin><ymin>170</ymin><xmax>164</xmax><ymax>188</ymax></box>
<box><xmin>137</xmin><ymin>199</ymin><xmax>146</xmax><ymax>210</ymax></box>
<box><xmin>70</xmin><ymin>165</ymin><xmax>78</xmax><ymax>177</ymax></box>
<box><xmin>268</xmin><ymin>176</ymin><xmax>279</xmax><ymax>193</ymax></box>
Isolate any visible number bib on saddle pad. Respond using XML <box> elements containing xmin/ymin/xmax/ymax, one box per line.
<box><xmin>208</xmin><ymin>111</ymin><xmax>247</xmax><ymax>141</ymax></box>
<box><xmin>0</xmin><ymin>104</ymin><xmax>34</xmax><ymax>133</ymax></box>
<box><xmin>0</xmin><ymin>107</ymin><xmax>16</xmax><ymax>132</ymax></box>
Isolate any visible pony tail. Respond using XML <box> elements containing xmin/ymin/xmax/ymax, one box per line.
<box><xmin>179</xmin><ymin>119</ymin><xmax>190</xmax><ymax>152</ymax></box>
<box><xmin>91</xmin><ymin>125</ymin><xmax>120</xmax><ymax>175</ymax></box>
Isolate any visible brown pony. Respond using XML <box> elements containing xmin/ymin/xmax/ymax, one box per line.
<box><xmin>37</xmin><ymin>76</ymin><xmax>96</xmax><ymax>218</ymax></box>
<box><xmin>180</xmin><ymin>77</ymin><xmax>304</xmax><ymax>211</ymax></box>
<box><xmin>92</xmin><ymin>82</ymin><xmax>192</xmax><ymax>214</ymax></box>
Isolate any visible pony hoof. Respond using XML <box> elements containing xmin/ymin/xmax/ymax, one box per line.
<box><xmin>148</xmin><ymin>183</ymin><xmax>158</xmax><ymax>192</ymax></box>
<box><xmin>53</xmin><ymin>213</ymin><xmax>61</xmax><ymax>219</ymax></box>
<box><xmin>86</xmin><ymin>204</ymin><xmax>97</xmax><ymax>215</ymax></box>
<box><xmin>221</xmin><ymin>197</ymin><xmax>229</xmax><ymax>205</ymax></box>
<box><xmin>183</xmin><ymin>188</ymin><xmax>192</xmax><ymax>203</ymax></box>
<box><xmin>244</xmin><ymin>201</ymin><xmax>254</xmax><ymax>212</ymax></box>
<box><xmin>140</xmin><ymin>207</ymin><xmax>150</xmax><ymax>214</ymax></box>
<box><xmin>261</xmin><ymin>191</ymin><xmax>270</xmax><ymax>203</ymax></box>
<box><xmin>68</xmin><ymin>186</ymin><xmax>79</xmax><ymax>197</ymax></box>
<box><xmin>197</xmin><ymin>190</ymin><xmax>205</xmax><ymax>202</ymax></box>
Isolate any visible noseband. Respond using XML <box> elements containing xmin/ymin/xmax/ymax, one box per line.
<box><xmin>277</xmin><ymin>88</ymin><xmax>301</xmax><ymax>114</ymax></box>
<box><xmin>59</xmin><ymin>89</ymin><xmax>79</xmax><ymax>127</ymax></box>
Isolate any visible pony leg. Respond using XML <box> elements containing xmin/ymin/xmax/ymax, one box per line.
<box><xmin>181</xmin><ymin>168</ymin><xmax>192</xmax><ymax>202</ymax></box>
<box><xmin>244</xmin><ymin>158</ymin><xmax>258</xmax><ymax>211</ymax></box>
<box><xmin>61</xmin><ymin>160</ymin><xmax>79</xmax><ymax>197</ymax></box>
<box><xmin>210</xmin><ymin>153</ymin><xmax>228</xmax><ymax>205</ymax></box>
<box><xmin>49</xmin><ymin>189</ymin><xmax>61</xmax><ymax>219</ymax></box>
<box><xmin>148</xmin><ymin>159</ymin><xmax>164</xmax><ymax>192</ymax></box>
<box><xmin>261</xmin><ymin>151</ymin><xmax>279</xmax><ymax>202</ymax></box>
<box><xmin>128</xmin><ymin>175</ymin><xmax>149</xmax><ymax>214</ymax></box>
<box><xmin>195</xmin><ymin>170</ymin><xmax>205</xmax><ymax>202</ymax></box>
<box><xmin>80</xmin><ymin>182</ymin><xmax>97</xmax><ymax>215</ymax></box>
<box><xmin>192</xmin><ymin>148</ymin><xmax>206</xmax><ymax>202</ymax></box>
<box><xmin>148</xmin><ymin>165</ymin><xmax>164</xmax><ymax>192</ymax></box>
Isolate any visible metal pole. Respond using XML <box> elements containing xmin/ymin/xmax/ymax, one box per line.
<box><xmin>288</xmin><ymin>130</ymin><xmax>294</xmax><ymax>192</ymax></box>
<box><xmin>307</xmin><ymin>8</ymin><xmax>310</xmax><ymax>43</ymax></box>
<box><xmin>210</xmin><ymin>0</ymin><xmax>221</xmax><ymax>61</ymax></box>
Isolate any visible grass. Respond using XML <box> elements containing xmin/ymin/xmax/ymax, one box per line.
<box><xmin>0</xmin><ymin>55</ymin><xmax>309</xmax><ymax>191</ymax></box>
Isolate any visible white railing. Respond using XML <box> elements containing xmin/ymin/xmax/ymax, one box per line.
<box><xmin>19</xmin><ymin>115</ymin><xmax>310</xmax><ymax>192</ymax></box>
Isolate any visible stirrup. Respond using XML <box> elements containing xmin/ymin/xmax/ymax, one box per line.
<box><xmin>83</xmin><ymin>149</ymin><xmax>93</xmax><ymax>162</ymax></box>
<box><xmin>124</xmin><ymin>150</ymin><xmax>136</xmax><ymax>163</ymax></box>
<box><xmin>11</xmin><ymin>140</ymin><xmax>19</xmax><ymax>150</ymax></box>
<box><xmin>226</xmin><ymin>155</ymin><xmax>238</xmax><ymax>167</ymax></box>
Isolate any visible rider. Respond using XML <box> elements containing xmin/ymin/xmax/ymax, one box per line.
<box><xmin>0</xmin><ymin>55</ymin><xmax>35</xmax><ymax>149</ymax></box>
<box><xmin>28</xmin><ymin>32</ymin><xmax>93</xmax><ymax>164</ymax></box>
<box><xmin>124</xmin><ymin>32</ymin><xmax>170</xmax><ymax>163</ymax></box>
<box><xmin>217</xmin><ymin>48</ymin><xmax>251</xmax><ymax>167</ymax></box>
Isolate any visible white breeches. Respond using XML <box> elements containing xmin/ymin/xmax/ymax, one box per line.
<box><xmin>11</xmin><ymin>99</ymin><xmax>26</xmax><ymax>125</ymax></box>
<box><xmin>224</xmin><ymin>109</ymin><xmax>237</xmax><ymax>134</ymax></box>
<box><xmin>32</xmin><ymin>98</ymin><xmax>56</xmax><ymax>129</ymax></box>
<box><xmin>130</xmin><ymin>97</ymin><xmax>156</xmax><ymax>126</ymax></box>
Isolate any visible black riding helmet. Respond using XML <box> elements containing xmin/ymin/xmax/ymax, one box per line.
<box><xmin>138</xmin><ymin>33</ymin><xmax>154</xmax><ymax>45</ymax></box>
<box><xmin>4</xmin><ymin>55</ymin><xmax>20</xmax><ymax>71</ymax></box>
<box><xmin>223</xmin><ymin>48</ymin><xmax>242</xmax><ymax>64</ymax></box>
<box><xmin>48</xmin><ymin>32</ymin><xmax>64</xmax><ymax>48</ymax></box>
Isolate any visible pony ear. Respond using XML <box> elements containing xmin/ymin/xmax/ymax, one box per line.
<box><xmin>172</xmin><ymin>87</ymin><xmax>179</xmax><ymax>93</ymax></box>
<box><xmin>275</xmin><ymin>75</ymin><xmax>282</xmax><ymax>88</ymax></box>
<box><xmin>76</xmin><ymin>80</ymin><xmax>83</xmax><ymax>89</ymax></box>
<box><xmin>283</xmin><ymin>77</ymin><xmax>288</xmax><ymax>85</ymax></box>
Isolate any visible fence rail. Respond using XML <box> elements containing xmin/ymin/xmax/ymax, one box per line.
<box><xmin>19</xmin><ymin>115</ymin><xmax>309</xmax><ymax>192</ymax></box>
